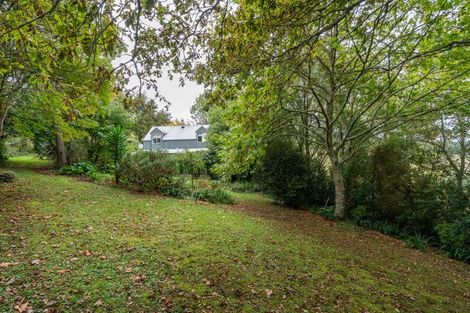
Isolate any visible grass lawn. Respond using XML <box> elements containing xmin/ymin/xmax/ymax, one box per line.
<box><xmin>1</xmin><ymin>157</ymin><xmax>469</xmax><ymax>312</ymax></box>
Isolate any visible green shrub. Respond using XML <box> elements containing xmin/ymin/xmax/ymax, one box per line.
<box><xmin>351</xmin><ymin>205</ymin><xmax>369</xmax><ymax>223</ymax></box>
<box><xmin>192</xmin><ymin>187</ymin><xmax>234</xmax><ymax>204</ymax></box>
<box><xmin>175</xmin><ymin>151</ymin><xmax>206</xmax><ymax>178</ymax></box>
<box><xmin>0</xmin><ymin>139</ymin><xmax>7</xmax><ymax>166</ymax></box>
<box><xmin>164</xmin><ymin>177</ymin><xmax>191</xmax><ymax>198</ymax></box>
<box><xmin>256</xmin><ymin>142</ymin><xmax>332</xmax><ymax>208</ymax></box>
<box><xmin>310</xmin><ymin>206</ymin><xmax>336</xmax><ymax>221</ymax></box>
<box><xmin>229</xmin><ymin>181</ymin><xmax>259</xmax><ymax>193</ymax></box>
<box><xmin>59</xmin><ymin>162</ymin><xmax>96</xmax><ymax>176</ymax></box>
<box><xmin>436</xmin><ymin>217</ymin><xmax>470</xmax><ymax>262</ymax></box>
<box><xmin>406</xmin><ymin>232</ymin><xmax>430</xmax><ymax>251</ymax></box>
<box><xmin>355</xmin><ymin>218</ymin><xmax>402</xmax><ymax>237</ymax></box>
<box><xmin>118</xmin><ymin>151</ymin><xmax>177</xmax><ymax>192</ymax></box>
<box><xmin>3</xmin><ymin>137</ymin><xmax>34</xmax><ymax>157</ymax></box>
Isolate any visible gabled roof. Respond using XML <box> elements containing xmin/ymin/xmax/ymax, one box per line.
<box><xmin>143</xmin><ymin>125</ymin><xmax>209</xmax><ymax>141</ymax></box>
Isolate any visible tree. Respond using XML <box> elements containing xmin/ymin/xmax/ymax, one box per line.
<box><xmin>194</xmin><ymin>0</ymin><xmax>469</xmax><ymax>218</ymax></box>
<box><xmin>0</xmin><ymin>0</ymin><xmax>119</xmax><ymax>139</ymax></box>
<box><xmin>190</xmin><ymin>92</ymin><xmax>210</xmax><ymax>124</ymax></box>
<box><xmin>121</xmin><ymin>94</ymin><xmax>172</xmax><ymax>142</ymax></box>
<box><xmin>418</xmin><ymin>109</ymin><xmax>469</xmax><ymax>193</ymax></box>
<box><xmin>107</xmin><ymin>126</ymin><xmax>127</xmax><ymax>184</ymax></box>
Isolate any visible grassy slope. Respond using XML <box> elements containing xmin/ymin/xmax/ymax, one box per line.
<box><xmin>1</xmin><ymin>157</ymin><xmax>469</xmax><ymax>312</ymax></box>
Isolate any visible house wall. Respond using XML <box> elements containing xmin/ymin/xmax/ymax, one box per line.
<box><xmin>143</xmin><ymin>140</ymin><xmax>152</xmax><ymax>151</ymax></box>
<box><xmin>143</xmin><ymin>127</ymin><xmax>208</xmax><ymax>152</ymax></box>
<box><xmin>152</xmin><ymin>139</ymin><xmax>207</xmax><ymax>151</ymax></box>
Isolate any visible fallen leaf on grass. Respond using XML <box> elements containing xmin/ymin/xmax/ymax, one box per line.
<box><xmin>30</xmin><ymin>259</ymin><xmax>42</xmax><ymax>265</ymax></box>
<box><xmin>95</xmin><ymin>300</ymin><xmax>103</xmax><ymax>307</ymax></box>
<box><xmin>14</xmin><ymin>301</ymin><xmax>32</xmax><ymax>313</ymax></box>
<box><xmin>265</xmin><ymin>289</ymin><xmax>273</xmax><ymax>298</ymax></box>
<box><xmin>132</xmin><ymin>274</ymin><xmax>147</xmax><ymax>284</ymax></box>
<box><xmin>0</xmin><ymin>262</ymin><xmax>19</xmax><ymax>268</ymax></box>
<box><xmin>80</xmin><ymin>250</ymin><xmax>92</xmax><ymax>256</ymax></box>
<box><xmin>57</xmin><ymin>269</ymin><xmax>71</xmax><ymax>275</ymax></box>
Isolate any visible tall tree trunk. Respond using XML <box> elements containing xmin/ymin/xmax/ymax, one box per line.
<box><xmin>329</xmin><ymin>152</ymin><xmax>347</xmax><ymax>218</ymax></box>
<box><xmin>0</xmin><ymin>105</ymin><xmax>10</xmax><ymax>138</ymax></box>
<box><xmin>55</xmin><ymin>127</ymin><xmax>67</xmax><ymax>167</ymax></box>
<box><xmin>457</xmin><ymin>115</ymin><xmax>466</xmax><ymax>193</ymax></box>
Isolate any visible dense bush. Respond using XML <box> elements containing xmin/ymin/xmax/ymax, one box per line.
<box><xmin>344</xmin><ymin>136</ymin><xmax>469</xmax><ymax>259</ymax></box>
<box><xmin>59</xmin><ymin>162</ymin><xmax>96</xmax><ymax>176</ymax></box>
<box><xmin>0</xmin><ymin>140</ymin><xmax>6</xmax><ymax>166</ymax></box>
<box><xmin>192</xmin><ymin>187</ymin><xmax>234</xmax><ymax>204</ymax></box>
<box><xmin>175</xmin><ymin>151</ymin><xmax>207</xmax><ymax>184</ymax></box>
<box><xmin>66</xmin><ymin>140</ymin><xmax>89</xmax><ymax>164</ymax></box>
<box><xmin>3</xmin><ymin>137</ymin><xmax>34</xmax><ymax>157</ymax></box>
<box><xmin>228</xmin><ymin>181</ymin><xmax>260</xmax><ymax>193</ymax></box>
<box><xmin>346</xmin><ymin>138</ymin><xmax>439</xmax><ymax>228</ymax></box>
<box><xmin>256</xmin><ymin>142</ymin><xmax>332</xmax><ymax>207</ymax></box>
<box><xmin>118</xmin><ymin>151</ymin><xmax>189</xmax><ymax>197</ymax></box>
<box><xmin>372</xmin><ymin>137</ymin><xmax>411</xmax><ymax>220</ymax></box>
<box><xmin>436</xmin><ymin>217</ymin><xmax>470</xmax><ymax>262</ymax></box>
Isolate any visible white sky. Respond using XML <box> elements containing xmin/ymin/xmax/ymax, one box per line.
<box><xmin>147</xmin><ymin>74</ymin><xmax>203</xmax><ymax>122</ymax></box>
<box><xmin>123</xmin><ymin>71</ymin><xmax>204</xmax><ymax>122</ymax></box>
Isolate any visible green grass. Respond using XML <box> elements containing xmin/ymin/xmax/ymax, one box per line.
<box><xmin>5</xmin><ymin>154</ymin><xmax>54</xmax><ymax>169</ymax></box>
<box><xmin>1</xmin><ymin>157</ymin><xmax>469</xmax><ymax>312</ymax></box>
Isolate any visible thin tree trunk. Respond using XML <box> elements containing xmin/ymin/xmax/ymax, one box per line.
<box><xmin>329</xmin><ymin>152</ymin><xmax>346</xmax><ymax>218</ymax></box>
<box><xmin>457</xmin><ymin>116</ymin><xmax>466</xmax><ymax>192</ymax></box>
<box><xmin>55</xmin><ymin>127</ymin><xmax>67</xmax><ymax>167</ymax></box>
<box><xmin>0</xmin><ymin>105</ymin><xmax>10</xmax><ymax>138</ymax></box>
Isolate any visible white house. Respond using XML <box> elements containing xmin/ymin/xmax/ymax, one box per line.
<box><xmin>142</xmin><ymin>125</ymin><xmax>209</xmax><ymax>153</ymax></box>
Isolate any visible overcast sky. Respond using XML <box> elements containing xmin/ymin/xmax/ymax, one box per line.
<box><xmin>153</xmin><ymin>75</ymin><xmax>204</xmax><ymax>122</ymax></box>
<box><xmin>124</xmin><ymin>71</ymin><xmax>204</xmax><ymax>122</ymax></box>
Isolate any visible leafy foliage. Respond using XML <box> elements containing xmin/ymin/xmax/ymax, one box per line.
<box><xmin>59</xmin><ymin>163</ymin><xmax>97</xmax><ymax>177</ymax></box>
<box><xmin>436</xmin><ymin>217</ymin><xmax>470</xmax><ymax>262</ymax></box>
<box><xmin>406</xmin><ymin>233</ymin><xmax>431</xmax><ymax>252</ymax></box>
<box><xmin>175</xmin><ymin>152</ymin><xmax>206</xmax><ymax>181</ymax></box>
<box><xmin>192</xmin><ymin>187</ymin><xmax>234</xmax><ymax>204</ymax></box>
<box><xmin>256</xmin><ymin>142</ymin><xmax>332</xmax><ymax>208</ymax></box>
<box><xmin>118</xmin><ymin>151</ymin><xmax>185</xmax><ymax>195</ymax></box>
<box><xmin>106</xmin><ymin>126</ymin><xmax>127</xmax><ymax>183</ymax></box>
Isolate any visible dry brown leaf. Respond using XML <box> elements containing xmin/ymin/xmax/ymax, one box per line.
<box><xmin>30</xmin><ymin>259</ymin><xmax>41</xmax><ymax>265</ymax></box>
<box><xmin>57</xmin><ymin>269</ymin><xmax>71</xmax><ymax>275</ymax></box>
<box><xmin>0</xmin><ymin>262</ymin><xmax>19</xmax><ymax>268</ymax></box>
<box><xmin>81</xmin><ymin>250</ymin><xmax>92</xmax><ymax>256</ymax></box>
<box><xmin>265</xmin><ymin>289</ymin><xmax>273</xmax><ymax>298</ymax></box>
<box><xmin>132</xmin><ymin>274</ymin><xmax>147</xmax><ymax>284</ymax></box>
<box><xmin>14</xmin><ymin>301</ymin><xmax>32</xmax><ymax>313</ymax></box>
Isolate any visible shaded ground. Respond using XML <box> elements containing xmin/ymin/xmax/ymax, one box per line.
<box><xmin>1</xmin><ymin>157</ymin><xmax>469</xmax><ymax>312</ymax></box>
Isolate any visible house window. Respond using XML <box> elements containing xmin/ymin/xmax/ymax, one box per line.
<box><xmin>197</xmin><ymin>134</ymin><xmax>203</xmax><ymax>143</ymax></box>
<box><xmin>153</xmin><ymin>136</ymin><xmax>161</xmax><ymax>144</ymax></box>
